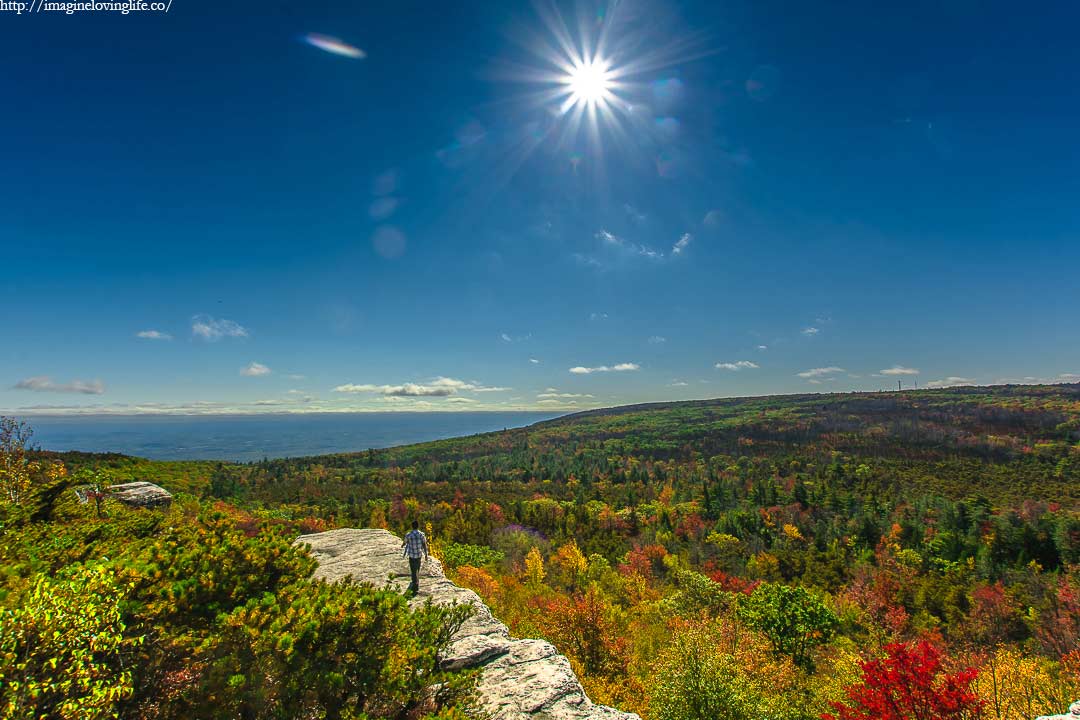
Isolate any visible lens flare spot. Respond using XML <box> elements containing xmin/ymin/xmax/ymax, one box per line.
<box><xmin>303</xmin><ymin>33</ymin><xmax>366</xmax><ymax>59</ymax></box>
<box><xmin>372</xmin><ymin>226</ymin><xmax>406</xmax><ymax>259</ymax></box>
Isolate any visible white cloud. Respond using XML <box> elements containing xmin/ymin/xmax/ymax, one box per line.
<box><xmin>797</xmin><ymin>366</ymin><xmax>845</xmax><ymax>378</ymax></box>
<box><xmin>13</xmin><ymin>376</ymin><xmax>105</xmax><ymax>395</ymax></box>
<box><xmin>537</xmin><ymin>398</ymin><xmax>582</xmax><ymax>406</ymax></box>
<box><xmin>648</xmin><ymin>335</ymin><xmax>667</xmax><ymax>344</ymax></box>
<box><xmin>925</xmin><ymin>377</ymin><xmax>975</xmax><ymax>388</ymax></box>
<box><xmin>715</xmin><ymin>360</ymin><xmax>759</xmax><ymax>371</ymax></box>
<box><xmin>703</xmin><ymin>210</ymin><xmax>722</xmax><ymax>227</ymax></box>
<box><xmin>672</xmin><ymin>233</ymin><xmax>692</xmax><ymax>255</ymax></box>
<box><xmin>136</xmin><ymin>330</ymin><xmax>172</xmax><ymax>341</ymax></box>
<box><xmin>241</xmin><ymin>362</ymin><xmax>272</xmax><ymax>377</ymax></box>
<box><xmin>529</xmin><ymin>358</ymin><xmax>541</xmax><ymax>364</ymax></box>
<box><xmin>1060</xmin><ymin>373</ymin><xmax>1080</xmax><ymax>381</ymax></box>
<box><xmin>757</xmin><ymin>345</ymin><xmax>768</xmax><ymax>351</ymax></box>
<box><xmin>590</xmin><ymin>312</ymin><xmax>608</xmax><ymax>321</ymax></box>
<box><xmin>336</xmin><ymin>383</ymin><xmax>453</xmax><ymax>397</ymax></box>
<box><xmin>801</xmin><ymin>327</ymin><xmax>819</xmax><ymax>336</ymax></box>
<box><xmin>501</xmin><ymin>333</ymin><xmax>513</xmax><ymax>342</ymax></box>
<box><xmin>192</xmin><ymin>315</ymin><xmax>249</xmax><ymax>341</ymax></box>
<box><xmin>444</xmin><ymin>397</ymin><xmax>476</xmax><ymax>404</ymax></box>
<box><xmin>538</xmin><ymin>391</ymin><xmax>595</xmax><ymax>399</ymax></box>
<box><xmin>880</xmin><ymin>365</ymin><xmax>920</xmax><ymax>376</ymax></box>
<box><xmin>597</xmin><ymin>229</ymin><xmax>620</xmax><ymax>245</ymax></box>
<box><xmin>593</xmin><ymin>229</ymin><xmax>664</xmax><ymax>261</ymax></box>
<box><xmin>569</xmin><ymin>363</ymin><xmax>640</xmax><ymax>374</ymax></box>
<box><xmin>333</xmin><ymin>377</ymin><xmax>509</xmax><ymax>397</ymax></box>
<box><xmin>669</xmin><ymin>380</ymin><xmax>689</xmax><ymax>387</ymax></box>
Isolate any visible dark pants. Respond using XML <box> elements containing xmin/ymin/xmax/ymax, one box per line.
<box><xmin>408</xmin><ymin>557</ymin><xmax>422</xmax><ymax>593</ymax></box>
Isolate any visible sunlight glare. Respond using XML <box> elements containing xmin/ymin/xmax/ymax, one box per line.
<box><xmin>566</xmin><ymin>59</ymin><xmax>612</xmax><ymax>107</ymax></box>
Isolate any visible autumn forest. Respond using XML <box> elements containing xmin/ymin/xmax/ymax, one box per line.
<box><xmin>3</xmin><ymin>384</ymin><xmax>1079</xmax><ymax>719</ymax></box>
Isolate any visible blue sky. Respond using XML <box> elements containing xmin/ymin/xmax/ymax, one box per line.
<box><xmin>2</xmin><ymin>0</ymin><xmax>1078</xmax><ymax>415</ymax></box>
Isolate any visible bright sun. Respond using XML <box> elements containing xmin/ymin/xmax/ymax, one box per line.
<box><xmin>566</xmin><ymin>59</ymin><xmax>613</xmax><ymax>108</ymax></box>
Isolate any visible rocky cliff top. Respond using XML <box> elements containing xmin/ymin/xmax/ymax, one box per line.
<box><xmin>296</xmin><ymin>528</ymin><xmax>640</xmax><ymax>720</ymax></box>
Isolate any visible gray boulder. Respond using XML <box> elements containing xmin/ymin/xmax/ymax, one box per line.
<box><xmin>1036</xmin><ymin>700</ymin><xmax>1080</xmax><ymax>719</ymax></box>
<box><xmin>107</xmin><ymin>481</ymin><xmax>173</xmax><ymax>508</ymax></box>
<box><xmin>297</xmin><ymin>528</ymin><xmax>640</xmax><ymax>720</ymax></box>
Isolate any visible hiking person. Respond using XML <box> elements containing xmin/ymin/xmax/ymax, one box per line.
<box><xmin>401</xmin><ymin>520</ymin><xmax>430</xmax><ymax>595</ymax></box>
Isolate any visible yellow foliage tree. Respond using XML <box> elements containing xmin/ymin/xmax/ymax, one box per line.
<box><xmin>455</xmin><ymin>565</ymin><xmax>500</xmax><ymax>601</ymax></box>
<box><xmin>972</xmin><ymin>647</ymin><xmax>1080</xmax><ymax>719</ymax></box>
<box><xmin>551</xmin><ymin>540</ymin><xmax>588</xmax><ymax>590</ymax></box>
<box><xmin>525</xmin><ymin>546</ymin><xmax>546</xmax><ymax>587</ymax></box>
<box><xmin>0</xmin><ymin>417</ymin><xmax>36</xmax><ymax>506</ymax></box>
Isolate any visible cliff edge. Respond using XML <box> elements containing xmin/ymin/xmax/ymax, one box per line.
<box><xmin>297</xmin><ymin>528</ymin><xmax>639</xmax><ymax>720</ymax></box>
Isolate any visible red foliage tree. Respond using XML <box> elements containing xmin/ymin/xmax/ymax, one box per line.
<box><xmin>823</xmin><ymin>641</ymin><xmax>983</xmax><ymax>720</ymax></box>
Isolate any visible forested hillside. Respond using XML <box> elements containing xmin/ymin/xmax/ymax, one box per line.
<box><xmin>5</xmin><ymin>384</ymin><xmax>1080</xmax><ymax>718</ymax></box>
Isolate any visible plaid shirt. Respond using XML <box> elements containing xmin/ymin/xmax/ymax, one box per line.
<box><xmin>402</xmin><ymin>529</ymin><xmax>429</xmax><ymax>559</ymax></box>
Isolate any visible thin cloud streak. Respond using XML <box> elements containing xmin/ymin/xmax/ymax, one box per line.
<box><xmin>13</xmin><ymin>376</ymin><xmax>105</xmax><ymax>395</ymax></box>
<box><xmin>569</xmin><ymin>363</ymin><xmax>640</xmax><ymax>374</ymax></box>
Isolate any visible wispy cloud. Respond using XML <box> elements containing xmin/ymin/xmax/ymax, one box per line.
<box><xmin>192</xmin><ymin>315</ymin><xmax>249</xmax><ymax>341</ymax></box>
<box><xmin>925</xmin><ymin>377</ymin><xmax>975</xmax><ymax>388</ymax></box>
<box><xmin>336</xmin><ymin>383</ymin><xmax>454</xmax><ymax>397</ymax></box>
<box><xmin>501</xmin><ymin>333</ymin><xmax>513</xmax><ymax>343</ymax></box>
<box><xmin>703</xmin><ymin>210</ymin><xmax>722</xmax><ymax>227</ymax></box>
<box><xmin>538</xmin><ymin>391</ymin><xmax>595</xmax><ymax>399</ymax></box>
<box><xmin>757</xmin><ymin>345</ymin><xmax>768</xmax><ymax>351</ymax></box>
<box><xmin>880</xmin><ymin>365</ymin><xmax>919</xmax><ymax>376</ymax></box>
<box><xmin>590</xmin><ymin>312</ymin><xmax>608</xmax><ymax>321</ymax></box>
<box><xmin>801</xmin><ymin>327</ymin><xmax>820</xmax><ymax>336</ymax></box>
<box><xmin>648</xmin><ymin>335</ymin><xmax>667</xmax><ymax>344</ymax></box>
<box><xmin>569</xmin><ymin>363</ymin><xmax>640</xmax><ymax>374</ymax></box>
<box><xmin>240</xmin><ymin>362</ymin><xmax>272</xmax><ymax>377</ymax></box>
<box><xmin>529</xmin><ymin>358</ymin><xmax>541</xmax><ymax>364</ymax></box>
<box><xmin>333</xmin><ymin>377</ymin><xmax>509</xmax><ymax>397</ymax></box>
<box><xmin>13</xmin><ymin>376</ymin><xmax>105</xmax><ymax>395</ymax></box>
<box><xmin>797</xmin><ymin>366</ymin><xmax>845</xmax><ymax>378</ymax></box>
<box><xmin>669</xmin><ymin>380</ymin><xmax>689</xmax><ymax>387</ymax></box>
<box><xmin>592</xmin><ymin>229</ymin><xmax>664</xmax><ymax>261</ymax></box>
<box><xmin>715</xmin><ymin>360</ymin><xmax>759</xmax><ymax>371</ymax></box>
<box><xmin>672</xmin><ymin>233</ymin><xmax>692</xmax><ymax>255</ymax></box>
<box><xmin>136</xmin><ymin>330</ymin><xmax>172</xmax><ymax>341</ymax></box>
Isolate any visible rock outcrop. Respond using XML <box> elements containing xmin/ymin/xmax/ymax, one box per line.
<box><xmin>107</xmin><ymin>481</ymin><xmax>173</xmax><ymax>508</ymax></box>
<box><xmin>1036</xmin><ymin>700</ymin><xmax>1080</xmax><ymax>719</ymax></box>
<box><xmin>73</xmin><ymin>481</ymin><xmax>173</xmax><ymax>508</ymax></box>
<box><xmin>297</xmin><ymin>528</ymin><xmax>639</xmax><ymax>720</ymax></box>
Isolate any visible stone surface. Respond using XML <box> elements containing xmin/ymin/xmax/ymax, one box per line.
<box><xmin>297</xmin><ymin>528</ymin><xmax>640</xmax><ymax>720</ymax></box>
<box><xmin>1035</xmin><ymin>700</ymin><xmax>1080</xmax><ymax>719</ymax></box>
<box><xmin>107</xmin><ymin>481</ymin><xmax>173</xmax><ymax>508</ymax></box>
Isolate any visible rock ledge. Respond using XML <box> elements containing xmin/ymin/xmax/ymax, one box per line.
<box><xmin>297</xmin><ymin>528</ymin><xmax>639</xmax><ymax>720</ymax></box>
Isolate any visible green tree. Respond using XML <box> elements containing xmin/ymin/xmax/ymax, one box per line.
<box><xmin>650</xmin><ymin>624</ymin><xmax>766</xmax><ymax>720</ymax></box>
<box><xmin>737</xmin><ymin>582</ymin><xmax>838</xmax><ymax>668</ymax></box>
<box><xmin>199</xmin><ymin>580</ymin><xmax>475</xmax><ymax>720</ymax></box>
<box><xmin>0</xmin><ymin>563</ymin><xmax>141</xmax><ymax>720</ymax></box>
